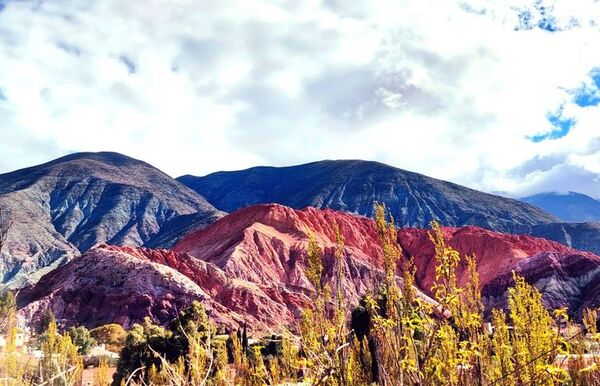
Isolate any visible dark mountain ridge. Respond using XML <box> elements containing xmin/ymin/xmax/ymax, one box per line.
<box><xmin>178</xmin><ymin>159</ymin><xmax>559</xmax><ymax>233</ymax></box>
<box><xmin>521</xmin><ymin>191</ymin><xmax>600</xmax><ymax>222</ymax></box>
<box><xmin>517</xmin><ymin>222</ymin><xmax>600</xmax><ymax>256</ymax></box>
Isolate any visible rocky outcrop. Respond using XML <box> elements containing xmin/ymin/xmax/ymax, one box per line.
<box><xmin>396</xmin><ymin>226</ymin><xmax>583</xmax><ymax>291</ymax></box>
<box><xmin>16</xmin><ymin>245</ymin><xmax>266</xmax><ymax>330</ymax></box>
<box><xmin>17</xmin><ymin>245</ymin><xmax>225</xmax><ymax>329</ymax></box>
<box><xmin>482</xmin><ymin>251</ymin><xmax>600</xmax><ymax>317</ymax></box>
<box><xmin>0</xmin><ymin>152</ymin><xmax>224</xmax><ymax>287</ymax></box>
<box><xmin>18</xmin><ymin>242</ymin><xmax>329</xmax><ymax>331</ymax></box>
<box><xmin>173</xmin><ymin>204</ymin><xmax>387</xmax><ymax>308</ymax></box>
<box><xmin>178</xmin><ymin>160</ymin><xmax>558</xmax><ymax>233</ymax></box>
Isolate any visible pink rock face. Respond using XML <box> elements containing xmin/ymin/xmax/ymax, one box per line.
<box><xmin>18</xmin><ymin>244</ymin><xmax>306</xmax><ymax>331</ymax></box>
<box><xmin>19</xmin><ymin>204</ymin><xmax>600</xmax><ymax>332</ymax></box>
<box><xmin>396</xmin><ymin>226</ymin><xmax>589</xmax><ymax>291</ymax></box>
<box><xmin>174</xmin><ymin>204</ymin><xmax>385</xmax><ymax>298</ymax></box>
<box><xmin>175</xmin><ymin>204</ymin><xmax>383</xmax><ymax>269</ymax></box>
<box><xmin>171</xmin><ymin>204</ymin><xmax>393</xmax><ymax>328</ymax></box>
<box><xmin>17</xmin><ymin>245</ymin><xmax>239</xmax><ymax>330</ymax></box>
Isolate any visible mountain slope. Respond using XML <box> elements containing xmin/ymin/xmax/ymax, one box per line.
<box><xmin>178</xmin><ymin>160</ymin><xmax>558</xmax><ymax>233</ymax></box>
<box><xmin>17</xmin><ymin>245</ymin><xmax>241</xmax><ymax>329</ymax></box>
<box><xmin>173</xmin><ymin>204</ymin><xmax>391</xmax><ymax>311</ymax></box>
<box><xmin>17</xmin><ymin>244</ymin><xmax>314</xmax><ymax>331</ymax></box>
<box><xmin>19</xmin><ymin>204</ymin><xmax>599</xmax><ymax>331</ymax></box>
<box><xmin>0</xmin><ymin>152</ymin><xmax>224</xmax><ymax>286</ymax></box>
<box><xmin>398</xmin><ymin>225</ymin><xmax>600</xmax><ymax>317</ymax></box>
<box><xmin>483</xmin><ymin>251</ymin><xmax>600</xmax><ymax>317</ymax></box>
<box><xmin>517</xmin><ymin>222</ymin><xmax>600</xmax><ymax>256</ymax></box>
<box><xmin>521</xmin><ymin>192</ymin><xmax>600</xmax><ymax>222</ymax></box>
<box><xmin>395</xmin><ymin>226</ymin><xmax>591</xmax><ymax>291</ymax></box>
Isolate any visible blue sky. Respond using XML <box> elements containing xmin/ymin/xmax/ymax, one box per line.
<box><xmin>573</xmin><ymin>70</ymin><xmax>600</xmax><ymax>107</ymax></box>
<box><xmin>530</xmin><ymin>69</ymin><xmax>600</xmax><ymax>142</ymax></box>
<box><xmin>0</xmin><ymin>0</ymin><xmax>600</xmax><ymax>197</ymax></box>
<box><xmin>531</xmin><ymin>69</ymin><xmax>600</xmax><ymax>143</ymax></box>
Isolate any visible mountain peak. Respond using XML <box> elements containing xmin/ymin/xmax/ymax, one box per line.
<box><xmin>0</xmin><ymin>152</ymin><xmax>223</xmax><ymax>286</ymax></box>
<box><xmin>47</xmin><ymin>151</ymin><xmax>150</xmax><ymax>168</ymax></box>
<box><xmin>178</xmin><ymin>159</ymin><xmax>558</xmax><ymax>232</ymax></box>
<box><xmin>0</xmin><ymin>151</ymin><xmax>166</xmax><ymax>192</ymax></box>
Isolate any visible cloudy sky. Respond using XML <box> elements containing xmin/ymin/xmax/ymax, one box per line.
<box><xmin>1</xmin><ymin>0</ymin><xmax>600</xmax><ymax>198</ymax></box>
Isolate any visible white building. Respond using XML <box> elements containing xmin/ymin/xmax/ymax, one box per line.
<box><xmin>0</xmin><ymin>330</ymin><xmax>28</xmax><ymax>353</ymax></box>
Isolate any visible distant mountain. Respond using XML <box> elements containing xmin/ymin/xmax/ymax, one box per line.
<box><xmin>517</xmin><ymin>222</ymin><xmax>600</xmax><ymax>256</ymax></box>
<box><xmin>178</xmin><ymin>160</ymin><xmax>558</xmax><ymax>233</ymax></box>
<box><xmin>521</xmin><ymin>192</ymin><xmax>600</xmax><ymax>222</ymax></box>
<box><xmin>0</xmin><ymin>152</ymin><xmax>224</xmax><ymax>286</ymax></box>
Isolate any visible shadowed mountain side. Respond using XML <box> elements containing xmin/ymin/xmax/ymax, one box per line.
<box><xmin>0</xmin><ymin>152</ymin><xmax>224</xmax><ymax>287</ymax></box>
<box><xmin>522</xmin><ymin>192</ymin><xmax>600</xmax><ymax>222</ymax></box>
<box><xmin>482</xmin><ymin>251</ymin><xmax>600</xmax><ymax>318</ymax></box>
<box><xmin>179</xmin><ymin>160</ymin><xmax>558</xmax><ymax>232</ymax></box>
<box><xmin>517</xmin><ymin>222</ymin><xmax>600</xmax><ymax>256</ymax></box>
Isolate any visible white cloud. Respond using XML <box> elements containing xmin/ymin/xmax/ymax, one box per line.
<box><xmin>0</xmin><ymin>0</ymin><xmax>600</xmax><ymax>198</ymax></box>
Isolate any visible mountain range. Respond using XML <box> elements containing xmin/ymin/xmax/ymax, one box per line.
<box><xmin>0</xmin><ymin>153</ymin><xmax>562</xmax><ymax>287</ymax></box>
<box><xmin>18</xmin><ymin>204</ymin><xmax>598</xmax><ymax>331</ymax></box>
<box><xmin>1</xmin><ymin>151</ymin><xmax>599</xmax><ymax>331</ymax></box>
<box><xmin>521</xmin><ymin>191</ymin><xmax>600</xmax><ymax>222</ymax></box>
<box><xmin>178</xmin><ymin>160</ymin><xmax>558</xmax><ymax>232</ymax></box>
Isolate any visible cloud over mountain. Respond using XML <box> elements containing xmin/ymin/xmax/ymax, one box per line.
<box><xmin>1</xmin><ymin>0</ymin><xmax>600</xmax><ymax>196</ymax></box>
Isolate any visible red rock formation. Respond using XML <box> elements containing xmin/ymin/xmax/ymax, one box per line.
<box><xmin>174</xmin><ymin>205</ymin><xmax>593</xmax><ymax>316</ymax></box>
<box><xmin>174</xmin><ymin>204</ymin><xmax>386</xmax><ymax>307</ymax></box>
<box><xmin>100</xmin><ymin>244</ymin><xmax>304</xmax><ymax>329</ymax></box>
<box><xmin>20</xmin><ymin>204</ymin><xmax>392</xmax><ymax>330</ymax></box>
<box><xmin>396</xmin><ymin>226</ymin><xmax>589</xmax><ymax>291</ymax></box>
<box><xmin>17</xmin><ymin>245</ymin><xmax>239</xmax><ymax>329</ymax></box>
<box><xmin>19</xmin><ymin>204</ymin><xmax>600</xmax><ymax>331</ymax></box>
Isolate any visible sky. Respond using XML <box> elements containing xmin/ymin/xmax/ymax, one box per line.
<box><xmin>1</xmin><ymin>1</ymin><xmax>600</xmax><ymax>198</ymax></box>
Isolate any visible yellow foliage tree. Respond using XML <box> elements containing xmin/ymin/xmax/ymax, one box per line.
<box><xmin>38</xmin><ymin>318</ymin><xmax>83</xmax><ymax>386</ymax></box>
